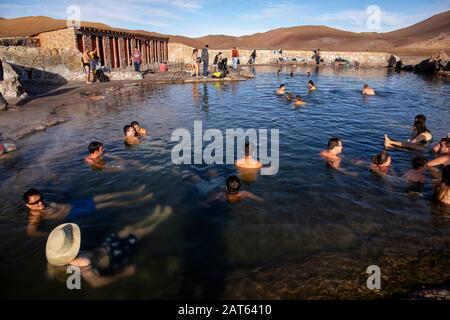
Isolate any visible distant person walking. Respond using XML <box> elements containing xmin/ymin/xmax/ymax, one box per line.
<box><xmin>231</xmin><ymin>46</ymin><xmax>239</xmax><ymax>70</ymax></box>
<box><xmin>201</xmin><ymin>44</ymin><xmax>209</xmax><ymax>77</ymax></box>
<box><xmin>133</xmin><ymin>47</ymin><xmax>142</xmax><ymax>72</ymax></box>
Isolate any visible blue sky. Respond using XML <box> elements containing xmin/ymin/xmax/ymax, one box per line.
<box><xmin>0</xmin><ymin>0</ymin><xmax>449</xmax><ymax>37</ymax></box>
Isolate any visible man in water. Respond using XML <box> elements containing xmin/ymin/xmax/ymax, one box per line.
<box><xmin>403</xmin><ymin>156</ymin><xmax>427</xmax><ymax>184</ymax></box>
<box><xmin>124</xmin><ymin>125</ymin><xmax>140</xmax><ymax>145</ymax></box>
<box><xmin>206</xmin><ymin>176</ymin><xmax>263</xmax><ymax>205</ymax></box>
<box><xmin>320</xmin><ymin>137</ymin><xmax>344</xmax><ymax>169</ymax></box>
<box><xmin>362</xmin><ymin>84</ymin><xmax>376</xmax><ymax>95</ymax></box>
<box><xmin>84</xmin><ymin>141</ymin><xmax>105</xmax><ymax>170</ymax></box>
<box><xmin>131</xmin><ymin>121</ymin><xmax>147</xmax><ymax>136</ymax></box>
<box><xmin>276</xmin><ymin>84</ymin><xmax>286</xmax><ymax>95</ymax></box>
<box><xmin>236</xmin><ymin>141</ymin><xmax>262</xmax><ymax>170</ymax></box>
<box><xmin>384</xmin><ymin>115</ymin><xmax>433</xmax><ymax>151</ymax></box>
<box><xmin>22</xmin><ymin>186</ymin><xmax>153</xmax><ymax>237</ymax></box>
<box><xmin>308</xmin><ymin>80</ymin><xmax>317</xmax><ymax>92</ymax></box>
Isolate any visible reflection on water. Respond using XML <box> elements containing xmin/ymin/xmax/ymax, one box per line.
<box><xmin>0</xmin><ymin>66</ymin><xmax>449</xmax><ymax>299</ymax></box>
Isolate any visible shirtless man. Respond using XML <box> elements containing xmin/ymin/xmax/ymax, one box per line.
<box><xmin>320</xmin><ymin>137</ymin><xmax>343</xmax><ymax>169</ymax></box>
<box><xmin>362</xmin><ymin>84</ymin><xmax>375</xmax><ymax>96</ymax></box>
<box><xmin>236</xmin><ymin>142</ymin><xmax>262</xmax><ymax>170</ymax></box>
<box><xmin>276</xmin><ymin>84</ymin><xmax>286</xmax><ymax>95</ymax></box>
<box><xmin>84</xmin><ymin>141</ymin><xmax>105</xmax><ymax>170</ymax></box>
<box><xmin>294</xmin><ymin>95</ymin><xmax>306</xmax><ymax>107</ymax></box>
<box><xmin>206</xmin><ymin>176</ymin><xmax>263</xmax><ymax>205</ymax></box>
<box><xmin>82</xmin><ymin>48</ymin><xmax>97</xmax><ymax>84</ymax></box>
<box><xmin>124</xmin><ymin>125</ymin><xmax>140</xmax><ymax>145</ymax></box>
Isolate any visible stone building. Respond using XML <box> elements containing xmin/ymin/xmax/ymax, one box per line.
<box><xmin>0</xmin><ymin>17</ymin><xmax>169</xmax><ymax>70</ymax></box>
<box><xmin>34</xmin><ymin>25</ymin><xmax>169</xmax><ymax>69</ymax></box>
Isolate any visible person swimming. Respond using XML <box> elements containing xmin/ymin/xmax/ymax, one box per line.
<box><xmin>370</xmin><ymin>150</ymin><xmax>392</xmax><ymax>175</ymax></box>
<box><xmin>286</xmin><ymin>92</ymin><xmax>294</xmax><ymax>101</ymax></box>
<box><xmin>84</xmin><ymin>141</ymin><xmax>105</xmax><ymax>170</ymax></box>
<box><xmin>22</xmin><ymin>186</ymin><xmax>152</xmax><ymax>237</ymax></box>
<box><xmin>308</xmin><ymin>80</ymin><xmax>317</xmax><ymax>92</ymax></box>
<box><xmin>276</xmin><ymin>84</ymin><xmax>286</xmax><ymax>95</ymax></box>
<box><xmin>403</xmin><ymin>156</ymin><xmax>426</xmax><ymax>184</ymax></box>
<box><xmin>277</xmin><ymin>69</ymin><xmax>281</xmax><ymax>77</ymax></box>
<box><xmin>306</xmin><ymin>72</ymin><xmax>311</xmax><ymax>77</ymax></box>
<box><xmin>45</xmin><ymin>205</ymin><xmax>171</xmax><ymax>287</ymax></box>
<box><xmin>433</xmin><ymin>165</ymin><xmax>450</xmax><ymax>205</ymax></box>
<box><xmin>206</xmin><ymin>176</ymin><xmax>263</xmax><ymax>205</ymax></box>
<box><xmin>294</xmin><ymin>95</ymin><xmax>306</xmax><ymax>107</ymax></box>
<box><xmin>131</xmin><ymin>121</ymin><xmax>147</xmax><ymax>136</ymax></box>
<box><xmin>362</xmin><ymin>84</ymin><xmax>375</xmax><ymax>96</ymax></box>
<box><xmin>124</xmin><ymin>125</ymin><xmax>140</xmax><ymax>145</ymax></box>
<box><xmin>236</xmin><ymin>141</ymin><xmax>262</xmax><ymax>170</ymax></box>
<box><xmin>384</xmin><ymin>115</ymin><xmax>433</xmax><ymax>151</ymax></box>
<box><xmin>320</xmin><ymin>137</ymin><xmax>343</xmax><ymax>169</ymax></box>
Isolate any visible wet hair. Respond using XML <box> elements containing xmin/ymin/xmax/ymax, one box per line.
<box><xmin>226</xmin><ymin>176</ymin><xmax>241</xmax><ymax>194</ymax></box>
<box><xmin>414</xmin><ymin>114</ymin><xmax>427</xmax><ymax>124</ymax></box>
<box><xmin>23</xmin><ymin>188</ymin><xmax>41</xmax><ymax>204</ymax></box>
<box><xmin>279</xmin><ymin>84</ymin><xmax>285</xmax><ymax>89</ymax></box>
<box><xmin>413</xmin><ymin>121</ymin><xmax>430</xmax><ymax>136</ymax></box>
<box><xmin>296</xmin><ymin>95</ymin><xmax>302</xmax><ymax>100</ymax></box>
<box><xmin>131</xmin><ymin>121</ymin><xmax>140</xmax><ymax>127</ymax></box>
<box><xmin>123</xmin><ymin>125</ymin><xmax>137</xmax><ymax>136</ymax></box>
<box><xmin>441</xmin><ymin>165</ymin><xmax>450</xmax><ymax>186</ymax></box>
<box><xmin>372</xmin><ymin>150</ymin><xmax>390</xmax><ymax>165</ymax></box>
<box><xmin>309</xmin><ymin>80</ymin><xmax>315</xmax><ymax>86</ymax></box>
<box><xmin>363</xmin><ymin>84</ymin><xmax>369</xmax><ymax>88</ymax></box>
<box><xmin>205</xmin><ymin>44</ymin><xmax>209</xmax><ymax>48</ymax></box>
<box><xmin>411</xmin><ymin>156</ymin><xmax>426</xmax><ymax>169</ymax></box>
<box><xmin>327</xmin><ymin>137</ymin><xmax>342</xmax><ymax>150</ymax></box>
<box><xmin>88</xmin><ymin>141</ymin><xmax>103</xmax><ymax>154</ymax></box>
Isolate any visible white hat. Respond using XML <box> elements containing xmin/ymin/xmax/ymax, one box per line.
<box><xmin>45</xmin><ymin>223</ymin><xmax>81</xmax><ymax>266</ymax></box>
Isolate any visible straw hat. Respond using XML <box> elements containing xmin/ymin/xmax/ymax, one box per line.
<box><xmin>45</xmin><ymin>223</ymin><xmax>81</xmax><ymax>266</ymax></box>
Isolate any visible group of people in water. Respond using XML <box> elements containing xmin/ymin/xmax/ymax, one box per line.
<box><xmin>14</xmin><ymin>66</ymin><xmax>449</xmax><ymax>288</ymax></box>
<box><xmin>319</xmin><ymin>114</ymin><xmax>449</xmax><ymax>205</ymax></box>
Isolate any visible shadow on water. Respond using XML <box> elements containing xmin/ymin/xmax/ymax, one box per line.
<box><xmin>179</xmin><ymin>188</ymin><xmax>231</xmax><ymax>299</ymax></box>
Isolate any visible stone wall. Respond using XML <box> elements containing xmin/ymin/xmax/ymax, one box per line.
<box><xmin>0</xmin><ymin>46</ymin><xmax>84</xmax><ymax>83</ymax></box>
<box><xmin>35</xmin><ymin>28</ymin><xmax>77</xmax><ymax>50</ymax></box>
<box><xmin>168</xmin><ymin>43</ymin><xmax>394</xmax><ymax>67</ymax></box>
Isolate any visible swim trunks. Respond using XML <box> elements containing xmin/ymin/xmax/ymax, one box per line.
<box><xmin>67</xmin><ymin>197</ymin><xmax>97</xmax><ymax>219</ymax></box>
<box><xmin>101</xmin><ymin>233</ymin><xmax>138</xmax><ymax>273</ymax></box>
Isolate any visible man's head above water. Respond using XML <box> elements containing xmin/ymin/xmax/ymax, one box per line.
<box><xmin>226</xmin><ymin>176</ymin><xmax>241</xmax><ymax>194</ymax></box>
<box><xmin>327</xmin><ymin>137</ymin><xmax>343</xmax><ymax>154</ymax></box>
<box><xmin>23</xmin><ymin>188</ymin><xmax>45</xmax><ymax>211</ymax></box>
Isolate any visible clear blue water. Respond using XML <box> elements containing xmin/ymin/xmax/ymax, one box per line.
<box><xmin>0</xmin><ymin>66</ymin><xmax>449</xmax><ymax>299</ymax></box>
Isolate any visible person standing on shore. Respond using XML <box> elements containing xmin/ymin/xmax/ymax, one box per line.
<box><xmin>201</xmin><ymin>44</ymin><xmax>209</xmax><ymax>78</ymax></box>
<box><xmin>315</xmin><ymin>48</ymin><xmax>321</xmax><ymax>65</ymax></box>
<box><xmin>133</xmin><ymin>47</ymin><xmax>142</xmax><ymax>72</ymax></box>
<box><xmin>191</xmin><ymin>49</ymin><xmax>200</xmax><ymax>77</ymax></box>
<box><xmin>250</xmin><ymin>50</ymin><xmax>257</xmax><ymax>64</ymax></box>
<box><xmin>82</xmin><ymin>48</ymin><xmax>95</xmax><ymax>84</ymax></box>
<box><xmin>231</xmin><ymin>47</ymin><xmax>239</xmax><ymax>70</ymax></box>
<box><xmin>213</xmin><ymin>52</ymin><xmax>222</xmax><ymax>72</ymax></box>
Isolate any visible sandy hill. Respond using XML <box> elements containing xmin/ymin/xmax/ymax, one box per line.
<box><xmin>0</xmin><ymin>11</ymin><xmax>449</xmax><ymax>54</ymax></box>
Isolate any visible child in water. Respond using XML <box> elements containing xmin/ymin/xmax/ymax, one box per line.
<box><xmin>124</xmin><ymin>125</ymin><xmax>140</xmax><ymax>145</ymax></box>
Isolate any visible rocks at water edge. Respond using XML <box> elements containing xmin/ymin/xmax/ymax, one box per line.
<box><xmin>414</xmin><ymin>51</ymin><xmax>449</xmax><ymax>74</ymax></box>
<box><xmin>108</xmin><ymin>70</ymin><xmax>144</xmax><ymax>81</ymax></box>
<box><xmin>0</xmin><ymin>93</ymin><xmax>7</xmax><ymax>110</ymax></box>
<box><xmin>0</xmin><ymin>60</ymin><xmax>29</xmax><ymax>105</ymax></box>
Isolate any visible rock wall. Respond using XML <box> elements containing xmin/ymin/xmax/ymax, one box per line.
<box><xmin>168</xmin><ymin>43</ymin><xmax>393</xmax><ymax>67</ymax></box>
<box><xmin>34</xmin><ymin>28</ymin><xmax>77</xmax><ymax>50</ymax></box>
<box><xmin>0</xmin><ymin>60</ymin><xmax>29</xmax><ymax>106</ymax></box>
<box><xmin>0</xmin><ymin>45</ymin><xmax>84</xmax><ymax>83</ymax></box>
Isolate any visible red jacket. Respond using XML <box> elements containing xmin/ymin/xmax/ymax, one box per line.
<box><xmin>231</xmin><ymin>49</ymin><xmax>239</xmax><ymax>58</ymax></box>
